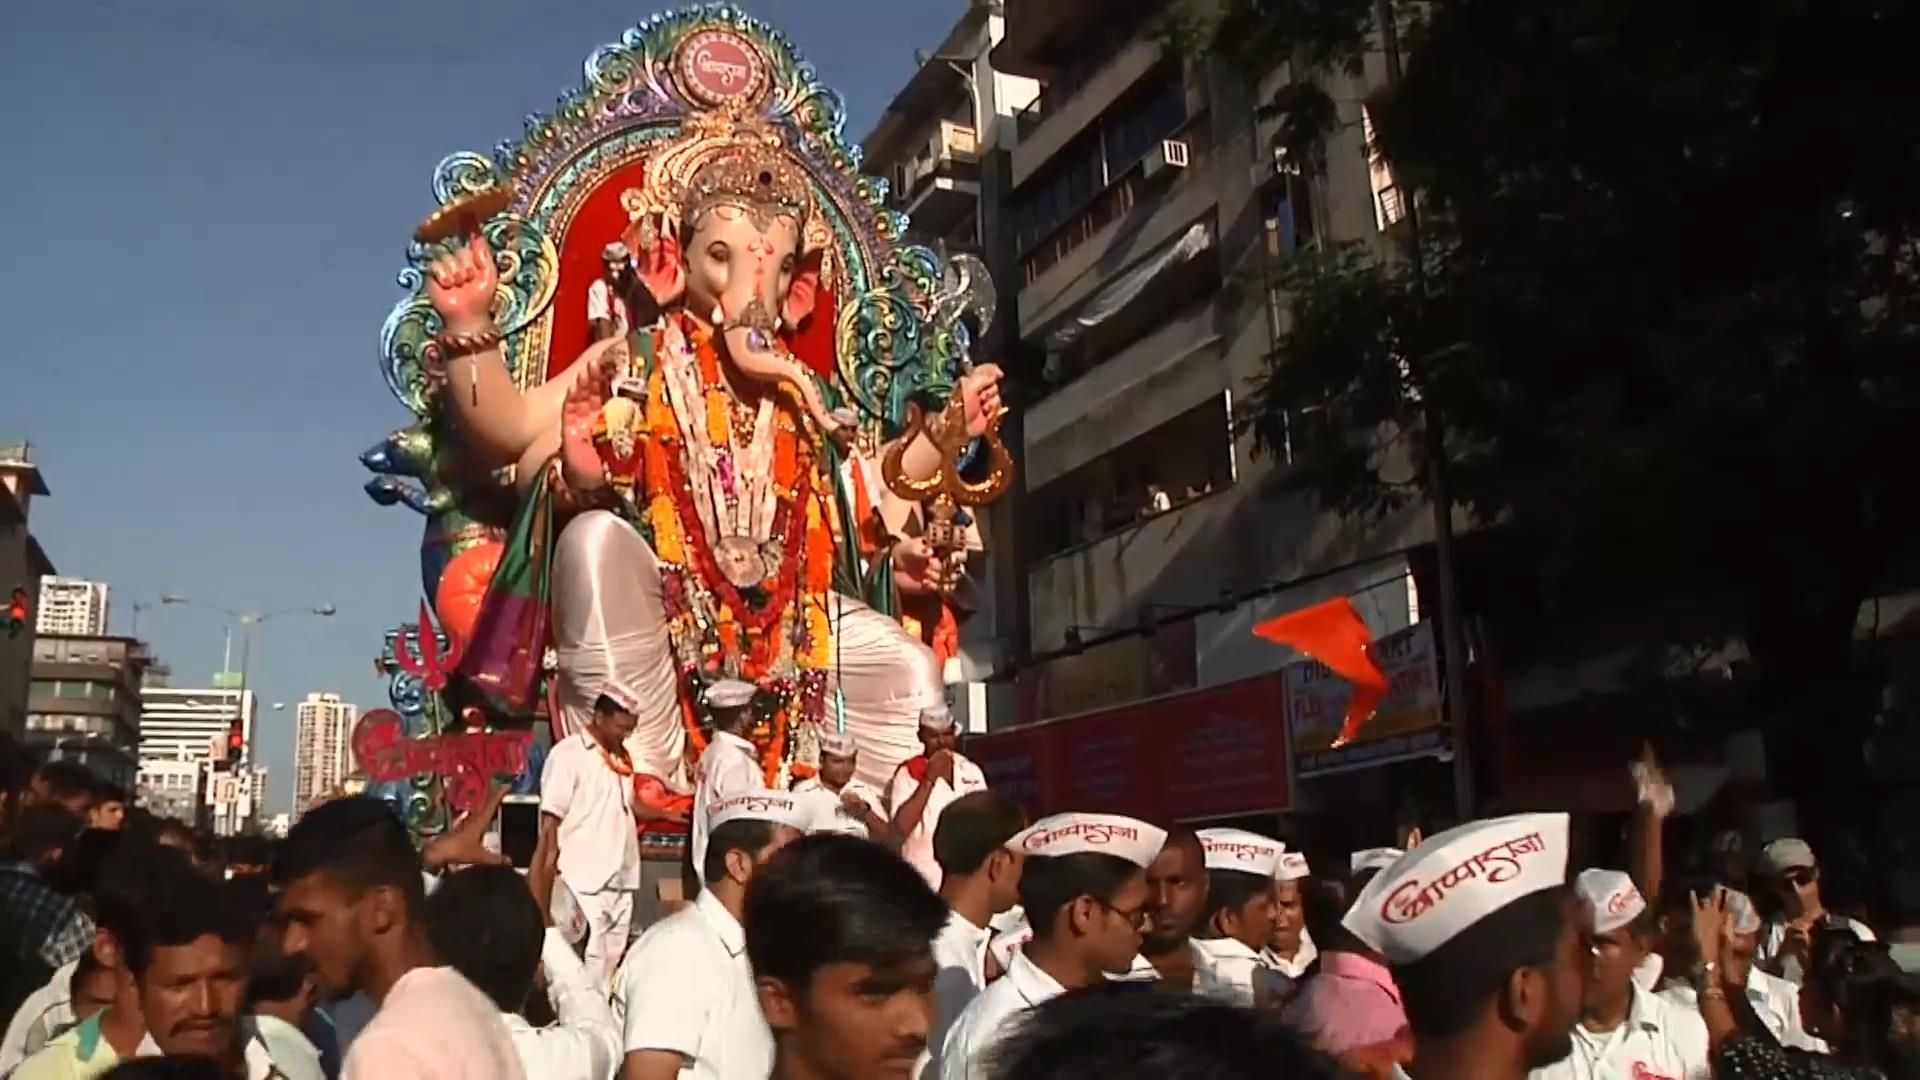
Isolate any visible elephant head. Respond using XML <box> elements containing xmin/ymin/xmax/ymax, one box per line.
<box><xmin>625</xmin><ymin>147</ymin><xmax>844</xmax><ymax>437</ymax></box>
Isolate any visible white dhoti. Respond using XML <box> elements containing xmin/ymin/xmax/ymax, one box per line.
<box><xmin>550</xmin><ymin>510</ymin><xmax>944</xmax><ymax>792</ymax></box>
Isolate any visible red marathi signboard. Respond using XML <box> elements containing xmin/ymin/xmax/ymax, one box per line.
<box><xmin>967</xmin><ymin>673</ymin><xmax>1290</xmax><ymax>822</ymax></box>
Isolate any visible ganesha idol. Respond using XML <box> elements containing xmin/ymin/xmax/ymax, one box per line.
<box><xmin>366</xmin><ymin>9</ymin><xmax>1011</xmax><ymax>800</ymax></box>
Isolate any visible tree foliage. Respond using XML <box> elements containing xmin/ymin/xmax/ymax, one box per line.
<box><xmin>1190</xmin><ymin>1</ymin><xmax>1920</xmax><ymax>753</ymax></box>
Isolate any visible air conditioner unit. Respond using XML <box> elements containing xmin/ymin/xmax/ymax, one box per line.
<box><xmin>1143</xmin><ymin>139</ymin><xmax>1190</xmax><ymax>180</ymax></box>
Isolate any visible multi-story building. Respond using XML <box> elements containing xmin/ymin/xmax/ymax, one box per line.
<box><xmin>943</xmin><ymin>0</ymin><xmax>1437</xmax><ymax>831</ymax></box>
<box><xmin>137</xmin><ymin>685</ymin><xmax>256</xmax><ymax>825</ymax></box>
<box><xmin>36</xmin><ymin>576</ymin><xmax>110</xmax><ymax>637</ymax></box>
<box><xmin>293</xmin><ymin>692</ymin><xmax>357</xmax><ymax>819</ymax></box>
<box><xmin>861</xmin><ymin>1</ymin><xmax>1040</xmax><ymax>727</ymax></box>
<box><xmin>0</xmin><ymin>442</ymin><xmax>54</xmax><ymax>742</ymax></box>
<box><xmin>27</xmin><ymin>633</ymin><xmax>149</xmax><ymax>788</ymax></box>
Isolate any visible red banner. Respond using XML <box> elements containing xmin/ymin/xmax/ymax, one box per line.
<box><xmin>968</xmin><ymin>673</ymin><xmax>1290</xmax><ymax>822</ymax></box>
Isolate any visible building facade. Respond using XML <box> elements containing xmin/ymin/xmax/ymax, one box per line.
<box><xmin>36</xmin><ymin>576</ymin><xmax>109</xmax><ymax>637</ymax></box>
<box><xmin>27</xmin><ymin>633</ymin><xmax>149</xmax><ymax>788</ymax></box>
<box><xmin>137</xmin><ymin>685</ymin><xmax>256</xmax><ymax>827</ymax></box>
<box><xmin>858</xmin><ymin>0</ymin><xmax>1444</xmax><ymax>830</ymax></box>
<box><xmin>0</xmin><ymin>442</ymin><xmax>54</xmax><ymax>742</ymax></box>
<box><xmin>860</xmin><ymin>1</ymin><xmax>1040</xmax><ymax>729</ymax></box>
<box><xmin>293</xmin><ymin>692</ymin><xmax>357</xmax><ymax>819</ymax></box>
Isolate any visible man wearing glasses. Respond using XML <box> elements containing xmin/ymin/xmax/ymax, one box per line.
<box><xmin>1754</xmin><ymin>837</ymin><xmax>1875</xmax><ymax>984</ymax></box>
<box><xmin>932</xmin><ymin>812</ymin><xmax>1165</xmax><ymax>1080</ymax></box>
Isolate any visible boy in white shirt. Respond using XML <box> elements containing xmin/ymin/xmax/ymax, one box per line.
<box><xmin>1191</xmin><ymin>828</ymin><xmax>1284</xmax><ymax>1006</ymax></box>
<box><xmin>1528</xmin><ymin>869</ymin><xmax>1709</xmax><ymax>1080</ymax></box>
<box><xmin>427</xmin><ymin>865</ymin><xmax>620</xmax><ymax>1080</ymax></box>
<box><xmin>928</xmin><ymin>792</ymin><xmax>1027</xmax><ymax>1055</ymax></box>
<box><xmin>793</xmin><ymin>730</ymin><xmax>889</xmax><ymax>841</ymax></box>
<box><xmin>613</xmin><ymin>791</ymin><xmax>809</xmax><ymax>1080</ymax></box>
<box><xmin>690</xmin><ymin>680</ymin><xmax>766</xmax><ymax>886</ymax></box>
<box><xmin>886</xmin><ymin>708</ymin><xmax>988</xmax><ymax>888</ymax></box>
<box><xmin>935</xmin><ymin>813</ymin><xmax>1165</xmax><ymax>1080</ymax></box>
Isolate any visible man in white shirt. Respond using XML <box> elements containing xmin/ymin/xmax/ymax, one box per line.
<box><xmin>886</xmin><ymin>707</ymin><xmax>989</xmax><ymax>889</ymax></box>
<box><xmin>427</xmin><ymin>865</ymin><xmax>620</xmax><ymax>1080</ymax></box>
<box><xmin>588</xmin><ymin>242</ymin><xmax>635</xmax><ymax>341</ymax></box>
<box><xmin>613</xmin><ymin>791</ymin><xmax>808</xmax><ymax>1080</ymax></box>
<box><xmin>928</xmin><ymin>792</ymin><xmax>1027</xmax><ymax>1055</ymax></box>
<box><xmin>1753</xmin><ymin>836</ymin><xmax>1875</xmax><ymax>984</ymax></box>
<box><xmin>1266</xmin><ymin>850</ymin><xmax>1318</xmax><ymax>980</ymax></box>
<box><xmin>690</xmin><ymin>679</ymin><xmax>766</xmax><ymax>887</ymax></box>
<box><xmin>1342</xmin><ymin>814</ymin><xmax>1586</xmax><ymax>1080</ymax></box>
<box><xmin>1529</xmin><ymin>869</ymin><xmax>1709</xmax><ymax>1080</ymax></box>
<box><xmin>748</xmin><ymin>834</ymin><xmax>951</xmax><ymax>1080</ymax></box>
<box><xmin>1192</xmin><ymin>828</ymin><xmax>1284</xmax><ymax>1006</ymax></box>
<box><xmin>794</xmin><ymin>729</ymin><xmax>890</xmax><ymax>841</ymax></box>
<box><xmin>275</xmin><ymin>797</ymin><xmax>525</xmax><ymax>1080</ymax></box>
<box><xmin>935</xmin><ymin>812</ymin><xmax>1165</xmax><ymax>1080</ymax></box>
<box><xmin>534</xmin><ymin>684</ymin><xmax>645</xmax><ymax>990</ymax></box>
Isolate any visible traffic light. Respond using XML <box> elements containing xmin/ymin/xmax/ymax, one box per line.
<box><xmin>225</xmin><ymin>723</ymin><xmax>245</xmax><ymax>764</ymax></box>
<box><xmin>5</xmin><ymin>588</ymin><xmax>26</xmax><ymax>638</ymax></box>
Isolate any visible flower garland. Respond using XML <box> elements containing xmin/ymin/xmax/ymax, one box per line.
<box><xmin>629</xmin><ymin>316</ymin><xmax>842</xmax><ymax>782</ymax></box>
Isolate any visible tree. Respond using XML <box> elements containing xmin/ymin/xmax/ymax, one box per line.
<box><xmin>1187</xmin><ymin>0</ymin><xmax>1920</xmax><ymax>826</ymax></box>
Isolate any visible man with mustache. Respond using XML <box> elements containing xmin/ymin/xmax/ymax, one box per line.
<box><xmin>747</xmin><ymin>835</ymin><xmax>949</xmax><ymax>1080</ymax></box>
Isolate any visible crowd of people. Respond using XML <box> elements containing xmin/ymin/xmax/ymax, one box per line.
<box><xmin>3</xmin><ymin>704</ymin><xmax>1916</xmax><ymax>1080</ymax></box>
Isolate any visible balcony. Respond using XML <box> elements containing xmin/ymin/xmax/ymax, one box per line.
<box><xmin>896</xmin><ymin>120</ymin><xmax>981</xmax><ymax>236</ymax></box>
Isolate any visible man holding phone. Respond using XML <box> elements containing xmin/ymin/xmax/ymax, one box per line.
<box><xmin>533</xmin><ymin>685</ymin><xmax>649</xmax><ymax>991</ymax></box>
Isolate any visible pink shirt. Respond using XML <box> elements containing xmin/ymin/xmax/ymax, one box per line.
<box><xmin>1280</xmin><ymin>951</ymin><xmax>1408</xmax><ymax>1057</ymax></box>
<box><xmin>343</xmin><ymin>966</ymin><xmax>525</xmax><ymax>1080</ymax></box>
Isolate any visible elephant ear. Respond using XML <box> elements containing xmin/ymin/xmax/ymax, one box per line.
<box><xmin>624</xmin><ymin>215</ymin><xmax>685</xmax><ymax>307</ymax></box>
<box><xmin>782</xmin><ymin>248</ymin><xmax>825</xmax><ymax>330</ymax></box>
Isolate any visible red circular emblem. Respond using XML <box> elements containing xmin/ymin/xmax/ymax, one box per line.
<box><xmin>675</xmin><ymin>30</ymin><xmax>767</xmax><ymax>108</ymax></box>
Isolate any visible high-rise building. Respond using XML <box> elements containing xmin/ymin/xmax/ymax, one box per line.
<box><xmin>36</xmin><ymin>576</ymin><xmax>109</xmax><ymax>637</ymax></box>
<box><xmin>0</xmin><ymin>442</ymin><xmax>53</xmax><ymax>741</ymax></box>
<box><xmin>294</xmin><ymin>693</ymin><xmax>357</xmax><ymax>819</ymax></box>
<box><xmin>137</xmin><ymin>686</ymin><xmax>256</xmax><ymax>826</ymax></box>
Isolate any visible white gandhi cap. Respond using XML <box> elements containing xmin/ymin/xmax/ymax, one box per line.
<box><xmin>918</xmin><ymin>706</ymin><xmax>958</xmax><ymax>733</ymax></box>
<box><xmin>1350</xmin><ymin>847</ymin><xmax>1404</xmax><ymax>876</ymax></box>
<box><xmin>1342</xmin><ymin>812</ymin><xmax>1570</xmax><ymax>964</ymax></box>
<box><xmin>702</xmin><ymin>679</ymin><xmax>757</xmax><ymax>710</ymax></box>
<box><xmin>1009</xmin><ymin>813</ymin><xmax>1167</xmax><ymax>868</ymax></box>
<box><xmin>1276</xmin><ymin>851</ymin><xmax>1311</xmax><ymax>882</ymax></box>
<box><xmin>1574</xmin><ymin>868</ymin><xmax>1645</xmax><ymax>935</ymax></box>
<box><xmin>707</xmin><ymin>791</ymin><xmax>817</xmax><ymax>832</ymax></box>
<box><xmin>1197</xmin><ymin>828</ymin><xmax>1284</xmax><ymax>877</ymax></box>
<box><xmin>817</xmin><ymin>729</ymin><xmax>858</xmax><ymax>757</ymax></box>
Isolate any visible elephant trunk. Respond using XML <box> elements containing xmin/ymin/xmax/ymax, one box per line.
<box><xmin>721</xmin><ymin>325</ymin><xmax>845</xmax><ymax>440</ymax></box>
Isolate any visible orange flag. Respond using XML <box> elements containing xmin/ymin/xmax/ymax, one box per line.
<box><xmin>1254</xmin><ymin>596</ymin><xmax>1389</xmax><ymax>747</ymax></box>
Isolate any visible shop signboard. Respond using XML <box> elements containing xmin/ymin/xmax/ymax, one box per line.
<box><xmin>1289</xmin><ymin>620</ymin><xmax>1446</xmax><ymax>776</ymax></box>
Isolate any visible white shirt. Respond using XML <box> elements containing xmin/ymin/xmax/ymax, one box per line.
<box><xmin>1264</xmin><ymin>929</ymin><xmax>1319</xmax><ymax>979</ymax></box>
<box><xmin>886</xmin><ymin>754</ymin><xmax>989</xmax><ymax>888</ymax></box>
<box><xmin>1658</xmin><ymin>968</ymin><xmax>1829</xmax><ymax>1053</ymax></box>
<box><xmin>502</xmin><ymin>928</ymin><xmax>620</xmax><ymax>1080</ymax></box>
<box><xmin>586</xmin><ymin>279</ymin><xmax>630</xmax><ymax>333</ymax></box>
<box><xmin>540</xmin><ymin>733</ymin><xmax>641</xmax><ymax>894</ymax></box>
<box><xmin>0</xmin><ymin>961</ymin><xmax>76</xmax><ymax>1072</ymax></box>
<box><xmin>1759</xmin><ymin>914</ymin><xmax>1876</xmax><ymax>983</ymax></box>
<box><xmin>612</xmin><ymin>890</ymin><xmax>771</xmax><ymax>1080</ymax></box>
<box><xmin>931</xmin><ymin>911</ymin><xmax>994</xmax><ymax>1056</ymax></box>
<box><xmin>1527</xmin><ymin>986</ymin><xmax>1710</xmax><ymax>1080</ymax></box>
<box><xmin>794</xmin><ymin>775</ymin><xmax>884</xmax><ymax>839</ymax></box>
<box><xmin>1192</xmin><ymin>936</ymin><xmax>1277</xmax><ymax>1007</ymax></box>
<box><xmin>934</xmin><ymin>951</ymin><xmax>1064</xmax><ymax>1080</ymax></box>
<box><xmin>342</xmin><ymin>966</ymin><xmax>525</xmax><ymax>1080</ymax></box>
<box><xmin>691</xmin><ymin>731</ymin><xmax>764</xmax><ymax>885</ymax></box>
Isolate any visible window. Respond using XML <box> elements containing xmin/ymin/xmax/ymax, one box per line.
<box><xmin>1363</xmin><ymin>106</ymin><xmax>1405</xmax><ymax>231</ymax></box>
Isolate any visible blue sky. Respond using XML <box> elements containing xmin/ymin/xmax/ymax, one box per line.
<box><xmin>0</xmin><ymin>0</ymin><xmax>959</xmax><ymax>814</ymax></box>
